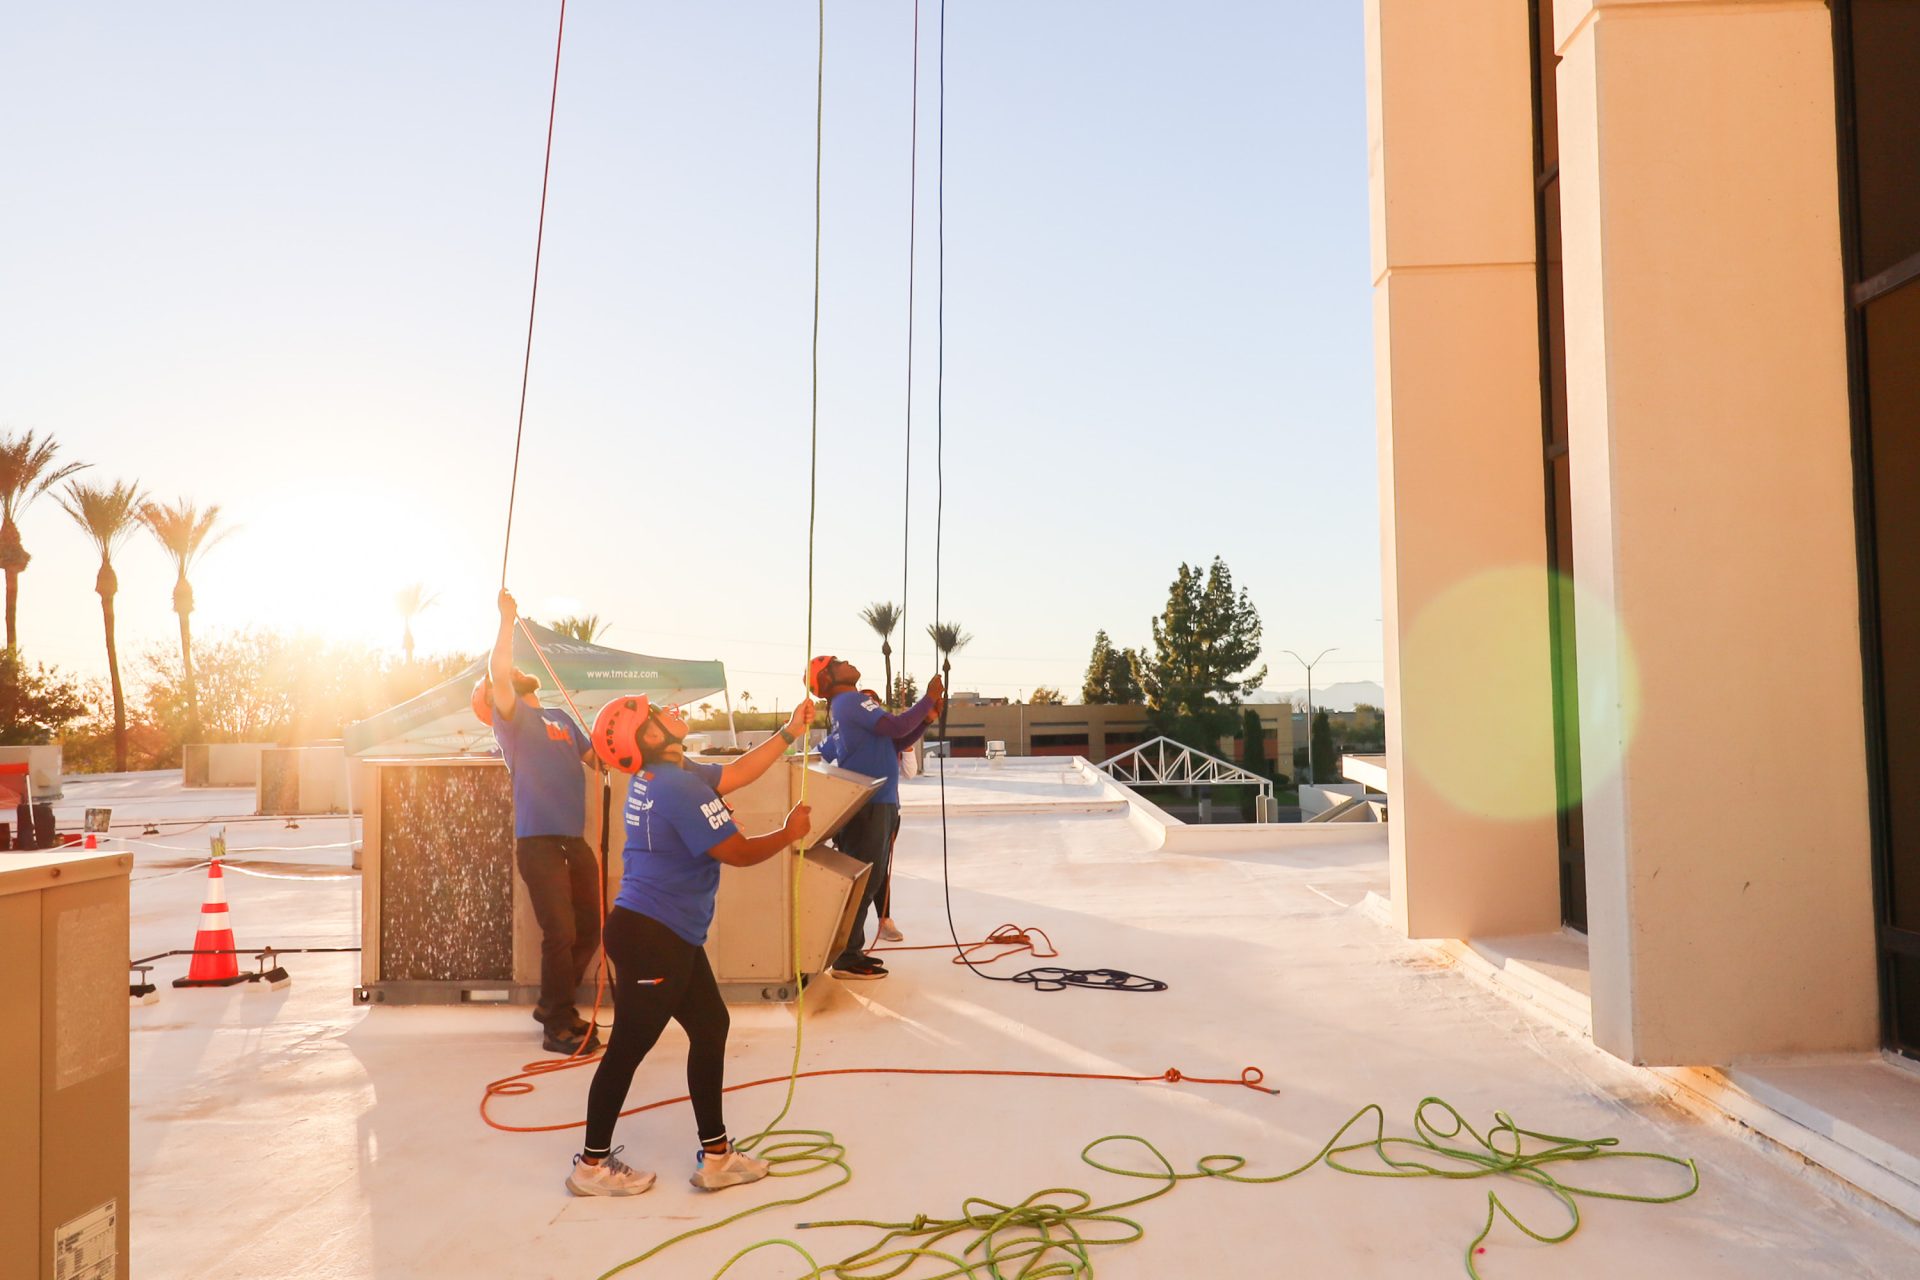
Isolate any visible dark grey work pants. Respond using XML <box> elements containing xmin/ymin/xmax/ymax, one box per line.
<box><xmin>514</xmin><ymin>835</ymin><xmax>602</xmax><ymax>1030</ymax></box>
<box><xmin>831</xmin><ymin>802</ymin><xmax>901</xmax><ymax>967</ymax></box>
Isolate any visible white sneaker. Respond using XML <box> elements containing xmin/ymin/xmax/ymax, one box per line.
<box><xmin>877</xmin><ymin>919</ymin><xmax>904</xmax><ymax>943</ymax></box>
<box><xmin>690</xmin><ymin>1146</ymin><xmax>770</xmax><ymax>1191</ymax></box>
<box><xmin>567</xmin><ymin>1148</ymin><xmax>656</xmax><ymax>1197</ymax></box>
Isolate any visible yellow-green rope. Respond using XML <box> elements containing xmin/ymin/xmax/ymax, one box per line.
<box><xmin>780</xmin><ymin>1097</ymin><xmax>1699</xmax><ymax>1280</ymax></box>
<box><xmin>597</xmin><ymin>1093</ymin><xmax>1699</xmax><ymax>1279</ymax></box>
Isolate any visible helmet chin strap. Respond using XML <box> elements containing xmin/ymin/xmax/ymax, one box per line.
<box><xmin>638</xmin><ymin>709</ymin><xmax>689</xmax><ymax>760</ymax></box>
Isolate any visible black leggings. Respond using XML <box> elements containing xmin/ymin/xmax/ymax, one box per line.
<box><xmin>582</xmin><ymin>907</ymin><xmax>730</xmax><ymax>1157</ymax></box>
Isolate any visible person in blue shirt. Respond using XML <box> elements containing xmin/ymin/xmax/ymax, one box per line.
<box><xmin>806</xmin><ymin>655</ymin><xmax>944</xmax><ymax>981</ymax></box>
<box><xmin>486</xmin><ymin>590</ymin><xmax>602</xmax><ymax>1055</ymax></box>
<box><xmin>566</xmin><ymin>689</ymin><xmax>815</xmax><ymax>1198</ymax></box>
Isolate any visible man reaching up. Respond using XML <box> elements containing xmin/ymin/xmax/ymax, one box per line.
<box><xmin>807</xmin><ymin>655</ymin><xmax>944</xmax><ymax>981</ymax></box>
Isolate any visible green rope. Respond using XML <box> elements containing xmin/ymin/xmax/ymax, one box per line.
<box><xmin>783</xmin><ymin>1098</ymin><xmax>1699</xmax><ymax>1280</ymax></box>
<box><xmin>593</xmin><ymin>11</ymin><xmax>842</xmax><ymax>1275</ymax></box>
<box><xmin>594</xmin><ymin>1094</ymin><xmax>1698</xmax><ymax>1280</ymax></box>
<box><xmin>580</xmin><ymin>1</ymin><xmax>1701</xmax><ymax>1273</ymax></box>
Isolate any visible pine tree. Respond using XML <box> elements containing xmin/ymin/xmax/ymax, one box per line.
<box><xmin>1241</xmin><ymin>707</ymin><xmax>1269</xmax><ymax>777</ymax></box>
<box><xmin>1081</xmin><ymin>630</ymin><xmax>1143</xmax><ymax>704</ymax></box>
<box><xmin>1311</xmin><ymin>708</ymin><xmax>1337</xmax><ymax>784</ymax></box>
<box><xmin>1131</xmin><ymin>558</ymin><xmax>1266</xmax><ymax>750</ymax></box>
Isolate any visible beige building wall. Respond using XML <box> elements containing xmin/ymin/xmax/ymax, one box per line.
<box><xmin>1553</xmin><ymin>0</ymin><xmax>1878</xmax><ymax>1063</ymax></box>
<box><xmin>935</xmin><ymin>703</ymin><xmax>1152</xmax><ymax>761</ymax></box>
<box><xmin>1366</xmin><ymin>0</ymin><xmax>1562</xmax><ymax>941</ymax></box>
<box><xmin>1370</xmin><ymin>0</ymin><xmax>1884</xmax><ymax>1066</ymax></box>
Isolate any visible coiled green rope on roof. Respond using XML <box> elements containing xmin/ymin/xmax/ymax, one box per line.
<box><xmin>778</xmin><ymin>1097</ymin><xmax>1698</xmax><ymax>1280</ymax></box>
<box><xmin>595</xmin><ymin>1093</ymin><xmax>1699</xmax><ymax>1280</ymax></box>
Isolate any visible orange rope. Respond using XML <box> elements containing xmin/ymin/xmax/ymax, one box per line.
<box><xmin>870</xmin><ymin>921</ymin><xmax>1059</xmax><ymax>967</ymax></box>
<box><xmin>482</xmin><ymin>1058</ymin><xmax>1276</xmax><ymax>1135</ymax></box>
<box><xmin>477</xmin><ymin>916</ymin><xmax>1274</xmax><ymax>1136</ymax></box>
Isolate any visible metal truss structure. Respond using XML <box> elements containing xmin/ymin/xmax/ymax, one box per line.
<box><xmin>1095</xmin><ymin>735</ymin><xmax>1273</xmax><ymax>799</ymax></box>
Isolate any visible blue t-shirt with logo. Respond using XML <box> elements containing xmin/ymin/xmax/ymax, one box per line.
<box><xmin>821</xmin><ymin>691</ymin><xmax>909</xmax><ymax>805</ymax></box>
<box><xmin>614</xmin><ymin>760</ymin><xmax>738</xmax><ymax>945</ymax></box>
<box><xmin>492</xmin><ymin>704</ymin><xmax>591</xmax><ymax>839</ymax></box>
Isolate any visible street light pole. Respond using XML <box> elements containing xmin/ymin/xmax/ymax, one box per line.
<box><xmin>1283</xmin><ymin>648</ymin><xmax>1338</xmax><ymax>787</ymax></box>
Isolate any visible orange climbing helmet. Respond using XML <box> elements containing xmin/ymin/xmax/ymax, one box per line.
<box><xmin>593</xmin><ymin>694</ymin><xmax>690</xmax><ymax>773</ymax></box>
<box><xmin>470</xmin><ymin>670</ymin><xmax>540</xmax><ymax>725</ymax></box>
<box><xmin>807</xmin><ymin>655</ymin><xmax>839</xmax><ymax>697</ymax></box>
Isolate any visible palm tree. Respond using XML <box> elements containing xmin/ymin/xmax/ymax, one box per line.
<box><xmin>858</xmin><ymin>601</ymin><xmax>902</xmax><ymax>706</ymax></box>
<box><xmin>139</xmin><ymin>499</ymin><xmax>231</xmax><ymax>742</ymax></box>
<box><xmin>57</xmin><ymin>480</ymin><xmax>145</xmax><ymax>771</ymax></box>
<box><xmin>0</xmin><ymin>431</ymin><xmax>89</xmax><ymax>651</ymax></box>
<box><xmin>548</xmin><ymin>614</ymin><xmax>608</xmax><ymax>642</ymax></box>
<box><xmin>926</xmin><ymin>620</ymin><xmax>973</xmax><ymax>688</ymax></box>
<box><xmin>395</xmin><ymin>582</ymin><xmax>439</xmax><ymax>664</ymax></box>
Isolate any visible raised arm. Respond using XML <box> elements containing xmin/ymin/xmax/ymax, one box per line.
<box><xmin>892</xmin><ymin>676</ymin><xmax>947</xmax><ymax>748</ymax></box>
<box><xmin>860</xmin><ymin>675</ymin><xmax>940</xmax><ymax>744</ymax></box>
<box><xmin>894</xmin><ymin>717</ymin><xmax>933</xmax><ymax>751</ymax></box>
<box><xmin>489</xmin><ymin>590</ymin><xmax>519</xmax><ymax>718</ymax></box>
<box><xmin>707</xmin><ymin>804</ymin><xmax>812</xmax><ymax>868</ymax></box>
<box><xmin>717</xmin><ymin>698</ymin><xmax>813</xmax><ymax>795</ymax></box>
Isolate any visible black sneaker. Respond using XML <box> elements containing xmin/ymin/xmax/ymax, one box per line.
<box><xmin>831</xmin><ymin>957</ymin><xmax>888</xmax><ymax>981</ymax></box>
<box><xmin>536</xmin><ymin>1010</ymin><xmax>592</xmax><ymax>1038</ymax></box>
<box><xmin>543</xmin><ymin>1026</ymin><xmax>604</xmax><ymax>1055</ymax></box>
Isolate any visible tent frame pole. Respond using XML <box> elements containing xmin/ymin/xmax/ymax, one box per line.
<box><xmin>725</xmin><ymin>691</ymin><xmax>740</xmax><ymax>748</ymax></box>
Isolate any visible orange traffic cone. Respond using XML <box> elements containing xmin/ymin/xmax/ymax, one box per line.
<box><xmin>172</xmin><ymin>856</ymin><xmax>247</xmax><ymax>988</ymax></box>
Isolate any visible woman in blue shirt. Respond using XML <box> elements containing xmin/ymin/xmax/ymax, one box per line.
<box><xmin>566</xmin><ymin>692</ymin><xmax>814</xmax><ymax>1198</ymax></box>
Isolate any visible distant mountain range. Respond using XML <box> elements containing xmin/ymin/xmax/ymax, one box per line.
<box><xmin>1246</xmin><ymin>680</ymin><xmax>1385</xmax><ymax>712</ymax></box>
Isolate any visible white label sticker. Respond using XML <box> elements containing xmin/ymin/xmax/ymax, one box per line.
<box><xmin>54</xmin><ymin>1199</ymin><xmax>116</xmax><ymax>1280</ymax></box>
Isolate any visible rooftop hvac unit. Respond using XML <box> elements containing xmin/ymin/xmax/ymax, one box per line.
<box><xmin>257</xmin><ymin>748</ymin><xmax>301</xmax><ymax>815</ymax></box>
<box><xmin>354</xmin><ymin>755</ymin><xmax>879</xmax><ymax>1007</ymax></box>
<box><xmin>256</xmin><ymin>745</ymin><xmax>364</xmax><ymax>815</ymax></box>
<box><xmin>0</xmin><ymin>849</ymin><xmax>131</xmax><ymax>1280</ymax></box>
<box><xmin>183</xmin><ymin>743</ymin><xmax>269</xmax><ymax>789</ymax></box>
<box><xmin>0</xmin><ymin>745</ymin><xmax>63</xmax><ymax>803</ymax></box>
<box><xmin>354</xmin><ymin>756</ymin><xmax>597</xmax><ymax>1007</ymax></box>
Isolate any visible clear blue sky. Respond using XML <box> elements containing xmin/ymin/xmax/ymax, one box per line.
<box><xmin>0</xmin><ymin>1</ymin><xmax>1380</xmax><ymax>709</ymax></box>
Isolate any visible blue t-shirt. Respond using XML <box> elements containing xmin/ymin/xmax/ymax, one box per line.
<box><xmin>614</xmin><ymin>760</ymin><xmax>738</xmax><ymax>945</ymax></box>
<box><xmin>822</xmin><ymin>691</ymin><xmax>906</xmax><ymax>805</ymax></box>
<box><xmin>492</xmin><ymin>704</ymin><xmax>592</xmax><ymax>839</ymax></box>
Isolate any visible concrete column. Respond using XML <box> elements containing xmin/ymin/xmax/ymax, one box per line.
<box><xmin>1554</xmin><ymin>0</ymin><xmax>1878</xmax><ymax>1062</ymax></box>
<box><xmin>1368</xmin><ymin>0</ymin><xmax>1563</xmax><ymax>939</ymax></box>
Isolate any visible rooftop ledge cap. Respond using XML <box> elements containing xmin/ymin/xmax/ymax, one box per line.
<box><xmin>0</xmin><ymin>848</ymin><xmax>133</xmax><ymax>896</ymax></box>
<box><xmin>1551</xmin><ymin>0</ymin><xmax>1828</xmax><ymax>55</ymax></box>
